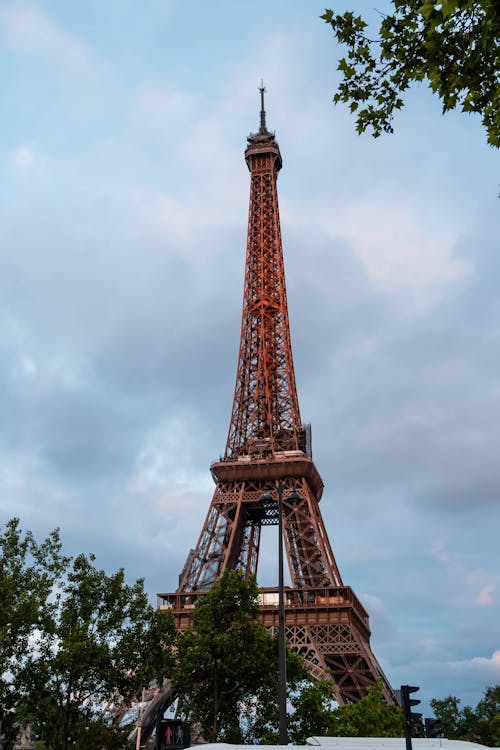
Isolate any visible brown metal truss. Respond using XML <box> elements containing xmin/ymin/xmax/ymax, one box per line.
<box><xmin>158</xmin><ymin>89</ymin><xmax>396</xmax><ymax>705</ymax></box>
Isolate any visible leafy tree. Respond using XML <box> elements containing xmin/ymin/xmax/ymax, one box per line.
<box><xmin>171</xmin><ymin>572</ymin><xmax>404</xmax><ymax>744</ymax></box>
<box><xmin>288</xmin><ymin>680</ymin><xmax>338</xmax><ymax>744</ymax></box>
<box><xmin>290</xmin><ymin>679</ymin><xmax>403</xmax><ymax>744</ymax></box>
<box><xmin>173</xmin><ymin>569</ymin><xmax>307</xmax><ymax>743</ymax></box>
<box><xmin>322</xmin><ymin>2</ymin><xmax>500</xmax><ymax>147</ymax></box>
<box><xmin>430</xmin><ymin>694</ymin><xmax>475</xmax><ymax>738</ymax></box>
<box><xmin>431</xmin><ymin>686</ymin><xmax>500</xmax><ymax>746</ymax></box>
<box><xmin>329</xmin><ymin>681</ymin><xmax>403</xmax><ymax>737</ymax></box>
<box><xmin>476</xmin><ymin>684</ymin><xmax>500</xmax><ymax>722</ymax></box>
<box><xmin>0</xmin><ymin>518</ymin><xmax>176</xmax><ymax>750</ymax></box>
<box><xmin>471</xmin><ymin>685</ymin><xmax>500</xmax><ymax>746</ymax></box>
<box><xmin>243</xmin><ymin>658</ymin><xmax>310</xmax><ymax>745</ymax></box>
<box><xmin>0</xmin><ymin>519</ymin><xmax>67</xmax><ymax>746</ymax></box>
<box><xmin>18</xmin><ymin>552</ymin><xmax>176</xmax><ymax>750</ymax></box>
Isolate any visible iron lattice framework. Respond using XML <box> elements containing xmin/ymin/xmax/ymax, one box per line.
<box><xmin>159</xmin><ymin>90</ymin><xmax>396</xmax><ymax>705</ymax></box>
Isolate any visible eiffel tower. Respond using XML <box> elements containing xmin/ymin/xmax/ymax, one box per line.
<box><xmin>159</xmin><ymin>88</ymin><xmax>396</xmax><ymax>705</ymax></box>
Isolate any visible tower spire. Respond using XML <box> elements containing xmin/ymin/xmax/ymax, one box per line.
<box><xmin>259</xmin><ymin>79</ymin><xmax>267</xmax><ymax>133</ymax></box>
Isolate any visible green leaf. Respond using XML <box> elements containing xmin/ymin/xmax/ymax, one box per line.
<box><xmin>321</xmin><ymin>3</ymin><xmax>499</xmax><ymax>152</ymax></box>
<box><xmin>441</xmin><ymin>0</ymin><xmax>458</xmax><ymax>19</ymax></box>
<box><xmin>418</xmin><ymin>3</ymin><xmax>436</xmax><ymax>20</ymax></box>
<box><xmin>338</xmin><ymin>57</ymin><xmax>356</xmax><ymax>78</ymax></box>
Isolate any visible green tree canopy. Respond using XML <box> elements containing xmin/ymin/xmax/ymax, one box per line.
<box><xmin>288</xmin><ymin>680</ymin><xmax>403</xmax><ymax>744</ymax></box>
<box><xmin>0</xmin><ymin>519</ymin><xmax>67</xmax><ymax>744</ymax></box>
<box><xmin>173</xmin><ymin>569</ymin><xmax>307</xmax><ymax>743</ymax></box>
<box><xmin>431</xmin><ymin>686</ymin><xmax>500</xmax><ymax>746</ymax></box>
<box><xmin>470</xmin><ymin>685</ymin><xmax>500</xmax><ymax>746</ymax></box>
<box><xmin>322</xmin><ymin>2</ymin><xmax>500</xmax><ymax>147</ymax></box>
<box><xmin>329</xmin><ymin>681</ymin><xmax>403</xmax><ymax>738</ymax></box>
<box><xmin>476</xmin><ymin>684</ymin><xmax>500</xmax><ymax>722</ymax></box>
<box><xmin>288</xmin><ymin>680</ymin><xmax>339</xmax><ymax>744</ymax></box>
<box><xmin>21</xmin><ymin>554</ymin><xmax>176</xmax><ymax>750</ymax></box>
<box><xmin>430</xmin><ymin>694</ymin><xmax>475</xmax><ymax>738</ymax></box>
<box><xmin>0</xmin><ymin>518</ymin><xmax>176</xmax><ymax>750</ymax></box>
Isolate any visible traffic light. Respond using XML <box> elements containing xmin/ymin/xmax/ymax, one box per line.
<box><xmin>156</xmin><ymin>719</ymin><xmax>191</xmax><ymax>750</ymax></box>
<box><xmin>401</xmin><ymin>684</ymin><xmax>422</xmax><ymax>725</ymax></box>
<box><xmin>401</xmin><ymin>685</ymin><xmax>421</xmax><ymax>750</ymax></box>
<box><xmin>425</xmin><ymin>718</ymin><xmax>442</xmax><ymax>738</ymax></box>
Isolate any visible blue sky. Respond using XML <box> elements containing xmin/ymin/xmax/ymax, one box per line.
<box><xmin>1</xmin><ymin>0</ymin><xmax>499</xmax><ymax>715</ymax></box>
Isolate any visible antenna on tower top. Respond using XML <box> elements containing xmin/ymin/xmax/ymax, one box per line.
<box><xmin>259</xmin><ymin>79</ymin><xmax>267</xmax><ymax>134</ymax></box>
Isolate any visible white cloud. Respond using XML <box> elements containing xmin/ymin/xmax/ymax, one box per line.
<box><xmin>322</xmin><ymin>200</ymin><xmax>471</xmax><ymax>312</ymax></box>
<box><xmin>0</xmin><ymin>3</ymin><xmax>93</xmax><ymax>67</ymax></box>
<box><xmin>12</xmin><ymin>145</ymin><xmax>35</xmax><ymax>169</ymax></box>
<box><xmin>132</xmin><ymin>84</ymin><xmax>195</xmax><ymax>129</ymax></box>
<box><xmin>19</xmin><ymin>355</ymin><xmax>36</xmax><ymax>376</ymax></box>
<box><xmin>142</xmin><ymin>193</ymin><xmax>205</xmax><ymax>244</ymax></box>
<box><xmin>427</xmin><ymin>546</ymin><xmax>498</xmax><ymax>609</ymax></box>
<box><xmin>390</xmin><ymin>648</ymin><xmax>500</xmax><ymax>706</ymax></box>
<box><xmin>475</xmin><ymin>584</ymin><xmax>495</xmax><ymax>606</ymax></box>
<box><xmin>477</xmin><ymin>649</ymin><xmax>500</xmax><ymax>667</ymax></box>
<box><xmin>128</xmin><ymin>415</ymin><xmax>212</xmax><ymax>501</ymax></box>
<box><xmin>429</xmin><ymin>541</ymin><xmax>451</xmax><ymax>564</ymax></box>
<box><xmin>0</xmin><ymin>451</ymin><xmax>69</xmax><ymax>522</ymax></box>
<box><xmin>11</xmin><ymin>145</ymin><xmax>47</xmax><ymax>174</ymax></box>
<box><xmin>447</xmin><ymin>649</ymin><xmax>500</xmax><ymax>680</ymax></box>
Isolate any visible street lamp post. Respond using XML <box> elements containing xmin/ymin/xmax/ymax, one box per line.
<box><xmin>276</xmin><ymin>483</ymin><xmax>287</xmax><ymax>746</ymax></box>
<box><xmin>260</xmin><ymin>484</ymin><xmax>301</xmax><ymax>746</ymax></box>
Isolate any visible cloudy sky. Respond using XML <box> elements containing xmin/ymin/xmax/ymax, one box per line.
<box><xmin>1</xmin><ymin>0</ymin><xmax>499</xmax><ymax>715</ymax></box>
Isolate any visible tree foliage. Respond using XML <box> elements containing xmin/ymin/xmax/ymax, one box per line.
<box><xmin>290</xmin><ymin>680</ymin><xmax>403</xmax><ymax>744</ymax></box>
<box><xmin>430</xmin><ymin>694</ymin><xmax>475</xmax><ymax>738</ymax></box>
<box><xmin>0</xmin><ymin>519</ymin><xmax>67</xmax><ymax>745</ymax></box>
<box><xmin>329</xmin><ymin>681</ymin><xmax>403</xmax><ymax>737</ymax></box>
<box><xmin>322</xmin><ymin>1</ymin><xmax>500</xmax><ymax>147</ymax></box>
<box><xmin>0</xmin><ymin>518</ymin><xmax>176</xmax><ymax>750</ymax></box>
<box><xmin>173</xmin><ymin>569</ymin><xmax>307</xmax><ymax>743</ymax></box>
<box><xmin>5</xmin><ymin>517</ymin><xmax>500</xmax><ymax>749</ymax></box>
<box><xmin>431</xmin><ymin>686</ymin><xmax>500</xmax><ymax>746</ymax></box>
<box><xmin>288</xmin><ymin>680</ymin><xmax>339</xmax><ymax>743</ymax></box>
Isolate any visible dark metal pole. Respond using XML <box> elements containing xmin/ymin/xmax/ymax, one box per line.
<box><xmin>402</xmin><ymin>685</ymin><xmax>413</xmax><ymax>750</ymax></box>
<box><xmin>277</xmin><ymin>483</ymin><xmax>287</xmax><ymax>745</ymax></box>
